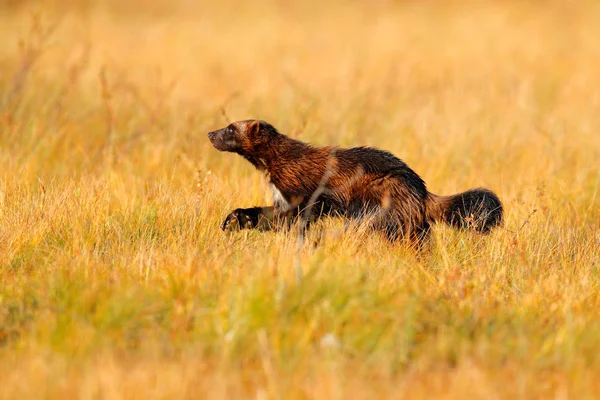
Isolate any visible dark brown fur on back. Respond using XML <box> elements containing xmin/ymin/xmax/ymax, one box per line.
<box><xmin>208</xmin><ymin>120</ymin><xmax>503</xmax><ymax>245</ymax></box>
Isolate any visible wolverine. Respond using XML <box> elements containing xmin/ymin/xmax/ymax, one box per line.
<box><xmin>208</xmin><ymin>120</ymin><xmax>503</xmax><ymax>247</ymax></box>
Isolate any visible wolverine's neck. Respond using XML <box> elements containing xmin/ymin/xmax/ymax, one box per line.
<box><xmin>242</xmin><ymin>133</ymin><xmax>333</xmax><ymax>196</ymax></box>
<box><xmin>242</xmin><ymin>133</ymin><xmax>316</xmax><ymax>173</ymax></box>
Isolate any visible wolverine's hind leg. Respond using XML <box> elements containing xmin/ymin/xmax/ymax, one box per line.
<box><xmin>408</xmin><ymin>220</ymin><xmax>432</xmax><ymax>252</ymax></box>
<box><xmin>368</xmin><ymin>213</ymin><xmax>431</xmax><ymax>251</ymax></box>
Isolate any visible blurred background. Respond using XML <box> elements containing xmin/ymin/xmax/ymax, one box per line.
<box><xmin>1</xmin><ymin>0</ymin><xmax>599</xmax><ymax>199</ymax></box>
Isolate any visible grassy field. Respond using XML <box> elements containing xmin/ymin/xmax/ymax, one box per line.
<box><xmin>1</xmin><ymin>0</ymin><xmax>599</xmax><ymax>398</ymax></box>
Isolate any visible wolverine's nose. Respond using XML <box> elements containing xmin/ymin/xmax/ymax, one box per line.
<box><xmin>208</xmin><ymin>131</ymin><xmax>215</xmax><ymax>140</ymax></box>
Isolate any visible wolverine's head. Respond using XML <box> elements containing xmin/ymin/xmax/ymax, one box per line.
<box><xmin>207</xmin><ymin>120</ymin><xmax>278</xmax><ymax>155</ymax></box>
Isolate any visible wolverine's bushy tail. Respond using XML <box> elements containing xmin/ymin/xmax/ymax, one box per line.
<box><xmin>426</xmin><ymin>188</ymin><xmax>503</xmax><ymax>233</ymax></box>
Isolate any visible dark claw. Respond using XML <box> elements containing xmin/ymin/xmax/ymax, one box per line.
<box><xmin>220</xmin><ymin>208</ymin><xmax>258</xmax><ymax>231</ymax></box>
<box><xmin>220</xmin><ymin>210</ymin><xmax>240</xmax><ymax>231</ymax></box>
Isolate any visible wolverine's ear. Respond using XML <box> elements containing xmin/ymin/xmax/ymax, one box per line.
<box><xmin>246</xmin><ymin>120</ymin><xmax>261</xmax><ymax>136</ymax></box>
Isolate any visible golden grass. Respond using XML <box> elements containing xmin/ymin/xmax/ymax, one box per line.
<box><xmin>1</xmin><ymin>0</ymin><xmax>599</xmax><ymax>398</ymax></box>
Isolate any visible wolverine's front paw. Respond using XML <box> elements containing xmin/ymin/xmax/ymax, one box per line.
<box><xmin>220</xmin><ymin>208</ymin><xmax>258</xmax><ymax>231</ymax></box>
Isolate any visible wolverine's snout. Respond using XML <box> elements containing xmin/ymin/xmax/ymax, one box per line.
<box><xmin>207</xmin><ymin>129</ymin><xmax>221</xmax><ymax>146</ymax></box>
<box><xmin>207</xmin><ymin>128</ymin><xmax>231</xmax><ymax>152</ymax></box>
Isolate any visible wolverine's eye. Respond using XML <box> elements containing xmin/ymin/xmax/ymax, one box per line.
<box><xmin>224</xmin><ymin>127</ymin><xmax>237</xmax><ymax>147</ymax></box>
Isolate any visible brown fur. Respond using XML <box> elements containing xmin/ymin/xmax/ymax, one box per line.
<box><xmin>208</xmin><ymin>120</ymin><xmax>503</xmax><ymax>246</ymax></box>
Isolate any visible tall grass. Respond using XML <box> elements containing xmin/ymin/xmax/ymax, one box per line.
<box><xmin>1</xmin><ymin>1</ymin><xmax>599</xmax><ymax>398</ymax></box>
